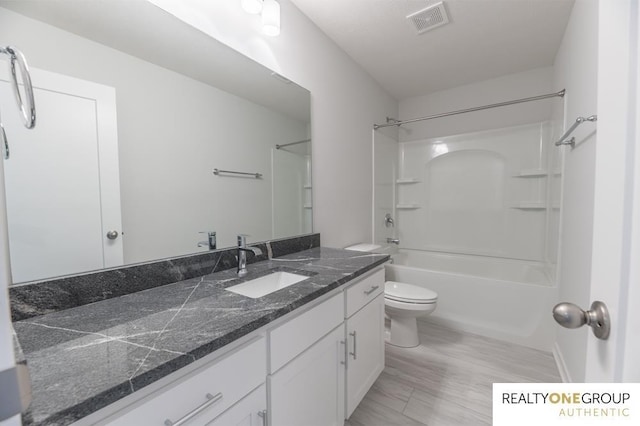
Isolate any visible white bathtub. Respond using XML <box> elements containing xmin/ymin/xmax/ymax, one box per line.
<box><xmin>385</xmin><ymin>249</ymin><xmax>558</xmax><ymax>351</ymax></box>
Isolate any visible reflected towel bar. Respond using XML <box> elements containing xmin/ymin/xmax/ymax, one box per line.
<box><xmin>213</xmin><ymin>168</ymin><xmax>262</xmax><ymax>179</ymax></box>
<box><xmin>555</xmin><ymin>115</ymin><xmax>598</xmax><ymax>148</ymax></box>
<box><xmin>276</xmin><ymin>139</ymin><xmax>311</xmax><ymax>149</ymax></box>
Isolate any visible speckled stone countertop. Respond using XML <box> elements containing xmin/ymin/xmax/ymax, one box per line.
<box><xmin>13</xmin><ymin>247</ymin><xmax>388</xmax><ymax>426</ymax></box>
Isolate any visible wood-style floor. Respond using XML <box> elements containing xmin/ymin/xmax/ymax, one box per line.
<box><xmin>345</xmin><ymin>319</ymin><xmax>561</xmax><ymax>426</ymax></box>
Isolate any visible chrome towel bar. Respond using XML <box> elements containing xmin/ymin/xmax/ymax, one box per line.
<box><xmin>555</xmin><ymin>115</ymin><xmax>597</xmax><ymax>148</ymax></box>
<box><xmin>213</xmin><ymin>168</ymin><xmax>262</xmax><ymax>179</ymax></box>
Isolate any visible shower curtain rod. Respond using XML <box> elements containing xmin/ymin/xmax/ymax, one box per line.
<box><xmin>373</xmin><ymin>89</ymin><xmax>566</xmax><ymax>130</ymax></box>
<box><xmin>276</xmin><ymin>138</ymin><xmax>311</xmax><ymax>149</ymax></box>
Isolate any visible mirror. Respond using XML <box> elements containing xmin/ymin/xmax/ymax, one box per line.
<box><xmin>0</xmin><ymin>0</ymin><xmax>312</xmax><ymax>284</ymax></box>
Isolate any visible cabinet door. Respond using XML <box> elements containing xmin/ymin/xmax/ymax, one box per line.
<box><xmin>207</xmin><ymin>384</ymin><xmax>266</xmax><ymax>426</ymax></box>
<box><xmin>346</xmin><ymin>293</ymin><xmax>385</xmax><ymax>418</ymax></box>
<box><xmin>269</xmin><ymin>326</ymin><xmax>345</xmax><ymax>426</ymax></box>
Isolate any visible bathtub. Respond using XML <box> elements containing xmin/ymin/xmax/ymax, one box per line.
<box><xmin>385</xmin><ymin>249</ymin><xmax>558</xmax><ymax>351</ymax></box>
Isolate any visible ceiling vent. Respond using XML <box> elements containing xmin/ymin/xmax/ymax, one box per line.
<box><xmin>407</xmin><ymin>1</ymin><xmax>450</xmax><ymax>35</ymax></box>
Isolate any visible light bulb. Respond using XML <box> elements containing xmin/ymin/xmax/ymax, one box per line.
<box><xmin>241</xmin><ymin>0</ymin><xmax>263</xmax><ymax>14</ymax></box>
<box><xmin>262</xmin><ymin>0</ymin><xmax>281</xmax><ymax>36</ymax></box>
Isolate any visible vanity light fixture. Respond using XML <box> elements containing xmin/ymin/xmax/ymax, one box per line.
<box><xmin>261</xmin><ymin>0</ymin><xmax>281</xmax><ymax>36</ymax></box>
<box><xmin>241</xmin><ymin>0</ymin><xmax>263</xmax><ymax>14</ymax></box>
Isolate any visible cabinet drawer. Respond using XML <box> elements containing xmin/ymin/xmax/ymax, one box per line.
<box><xmin>107</xmin><ymin>337</ymin><xmax>266</xmax><ymax>426</ymax></box>
<box><xmin>345</xmin><ymin>268</ymin><xmax>384</xmax><ymax>318</ymax></box>
<box><xmin>269</xmin><ymin>292</ymin><xmax>343</xmax><ymax>373</ymax></box>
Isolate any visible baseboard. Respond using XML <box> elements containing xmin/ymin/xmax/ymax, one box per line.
<box><xmin>552</xmin><ymin>341</ymin><xmax>571</xmax><ymax>383</ymax></box>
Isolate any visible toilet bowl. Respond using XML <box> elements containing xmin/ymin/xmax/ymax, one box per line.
<box><xmin>344</xmin><ymin>243</ymin><xmax>439</xmax><ymax>348</ymax></box>
<box><xmin>385</xmin><ymin>281</ymin><xmax>437</xmax><ymax>347</ymax></box>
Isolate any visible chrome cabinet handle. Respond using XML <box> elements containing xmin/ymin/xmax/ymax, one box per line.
<box><xmin>340</xmin><ymin>339</ymin><xmax>347</xmax><ymax>366</ymax></box>
<box><xmin>106</xmin><ymin>230</ymin><xmax>119</xmax><ymax>240</ymax></box>
<box><xmin>363</xmin><ymin>285</ymin><xmax>379</xmax><ymax>296</ymax></box>
<box><xmin>349</xmin><ymin>331</ymin><xmax>357</xmax><ymax>360</ymax></box>
<box><xmin>258</xmin><ymin>409</ymin><xmax>267</xmax><ymax>426</ymax></box>
<box><xmin>164</xmin><ymin>392</ymin><xmax>222</xmax><ymax>426</ymax></box>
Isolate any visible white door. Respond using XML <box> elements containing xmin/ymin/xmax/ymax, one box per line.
<box><xmin>556</xmin><ymin>0</ymin><xmax>639</xmax><ymax>383</ymax></box>
<box><xmin>0</xmin><ymin>67</ymin><xmax>122</xmax><ymax>283</ymax></box>
<box><xmin>583</xmin><ymin>0</ymin><xmax>640</xmax><ymax>382</ymax></box>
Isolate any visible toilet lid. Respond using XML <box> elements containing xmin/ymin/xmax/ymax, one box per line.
<box><xmin>385</xmin><ymin>281</ymin><xmax>438</xmax><ymax>303</ymax></box>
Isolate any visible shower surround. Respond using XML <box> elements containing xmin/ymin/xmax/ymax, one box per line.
<box><xmin>374</xmin><ymin>121</ymin><xmax>562</xmax><ymax>350</ymax></box>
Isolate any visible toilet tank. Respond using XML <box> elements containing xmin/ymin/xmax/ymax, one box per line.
<box><xmin>344</xmin><ymin>243</ymin><xmax>383</xmax><ymax>252</ymax></box>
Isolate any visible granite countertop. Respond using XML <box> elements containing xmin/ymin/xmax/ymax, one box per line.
<box><xmin>13</xmin><ymin>247</ymin><xmax>388</xmax><ymax>426</ymax></box>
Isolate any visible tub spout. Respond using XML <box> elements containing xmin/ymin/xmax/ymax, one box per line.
<box><xmin>386</xmin><ymin>238</ymin><xmax>400</xmax><ymax>245</ymax></box>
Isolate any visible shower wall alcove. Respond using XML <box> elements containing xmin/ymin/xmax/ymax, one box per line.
<box><xmin>373</xmin><ymin>119</ymin><xmax>563</xmax><ymax>350</ymax></box>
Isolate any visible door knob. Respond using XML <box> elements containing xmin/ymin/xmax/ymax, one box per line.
<box><xmin>552</xmin><ymin>301</ymin><xmax>610</xmax><ymax>340</ymax></box>
<box><xmin>106</xmin><ymin>230</ymin><xmax>119</xmax><ymax>240</ymax></box>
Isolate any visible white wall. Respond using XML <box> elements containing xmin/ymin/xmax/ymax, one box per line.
<box><xmin>0</xmin><ymin>8</ymin><xmax>309</xmax><ymax>265</ymax></box>
<box><xmin>148</xmin><ymin>0</ymin><xmax>399</xmax><ymax>249</ymax></box>
<box><xmin>552</xmin><ymin>0</ymin><xmax>599</xmax><ymax>383</ymax></box>
<box><xmin>398</xmin><ymin>67</ymin><xmax>555</xmax><ymax>141</ymax></box>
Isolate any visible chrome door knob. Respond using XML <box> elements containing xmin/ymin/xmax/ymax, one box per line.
<box><xmin>106</xmin><ymin>230</ymin><xmax>119</xmax><ymax>240</ymax></box>
<box><xmin>552</xmin><ymin>301</ymin><xmax>610</xmax><ymax>340</ymax></box>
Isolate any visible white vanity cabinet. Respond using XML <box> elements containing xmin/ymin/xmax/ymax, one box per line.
<box><xmin>344</xmin><ymin>269</ymin><xmax>385</xmax><ymax>418</ymax></box>
<box><xmin>268</xmin><ymin>292</ymin><xmax>345</xmax><ymax>426</ymax></box>
<box><xmin>269</xmin><ymin>325</ymin><xmax>345</xmax><ymax>426</ymax></box>
<box><xmin>103</xmin><ymin>336</ymin><xmax>267</xmax><ymax>426</ymax></box>
<box><xmin>268</xmin><ymin>268</ymin><xmax>385</xmax><ymax>425</ymax></box>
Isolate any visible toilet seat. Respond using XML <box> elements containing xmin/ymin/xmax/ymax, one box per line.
<box><xmin>385</xmin><ymin>281</ymin><xmax>438</xmax><ymax>304</ymax></box>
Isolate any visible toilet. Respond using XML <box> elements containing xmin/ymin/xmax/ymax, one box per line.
<box><xmin>345</xmin><ymin>243</ymin><xmax>438</xmax><ymax>348</ymax></box>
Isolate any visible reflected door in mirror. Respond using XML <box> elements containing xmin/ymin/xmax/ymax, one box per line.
<box><xmin>0</xmin><ymin>68</ymin><xmax>123</xmax><ymax>282</ymax></box>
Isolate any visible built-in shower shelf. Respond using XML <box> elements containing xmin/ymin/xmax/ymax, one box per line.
<box><xmin>513</xmin><ymin>169</ymin><xmax>548</xmax><ymax>177</ymax></box>
<box><xmin>396</xmin><ymin>178</ymin><xmax>421</xmax><ymax>184</ymax></box>
<box><xmin>396</xmin><ymin>204</ymin><xmax>421</xmax><ymax>209</ymax></box>
<box><xmin>511</xmin><ymin>202</ymin><xmax>546</xmax><ymax>210</ymax></box>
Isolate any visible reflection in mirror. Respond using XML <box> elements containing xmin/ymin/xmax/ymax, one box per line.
<box><xmin>0</xmin><ymin>0</ymin><xmax>312</xmax><ymax>283</ymax></box>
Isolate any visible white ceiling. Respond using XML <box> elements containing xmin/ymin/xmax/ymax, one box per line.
<box><xmin>290</xmin><ymin>0</ymin><xmax>575</xmax><ymax>100</ymax></box>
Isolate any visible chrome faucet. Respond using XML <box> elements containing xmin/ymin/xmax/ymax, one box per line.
<box><xmin>386</xmin><ymin>237</ymin><xmax>400</xmax><ymax>245</ymax></box>
<box><xmin>237</xmin><ymin>235</ymin><xmax>263</xmax><ymax>277</ymax></box>
<box><xmin>198</xmin><ymin>231</ymin><xmax>217</xmax><ymax>250</ymax></box>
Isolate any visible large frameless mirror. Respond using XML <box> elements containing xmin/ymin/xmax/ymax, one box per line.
<box><xmin>0</xmin><ymin>0</ymin><xmax>312</xmax><ymax>283</ymax></box>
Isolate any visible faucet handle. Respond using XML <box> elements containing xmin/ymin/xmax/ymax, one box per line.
<box><xmin>237</xmin><ymin>234</ymin><xmax>249</xmax><ymax>246</ymax></box>
<box><xmin>198</xmin><ymin>231</ymin><xmax>216</xmax><ymax>249</ymax></box>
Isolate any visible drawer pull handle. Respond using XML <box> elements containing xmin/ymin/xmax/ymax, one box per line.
<box><xmin>164</xmin><ymin>392</ymin><xmax>223</xmax><ymax>426</ymax></box>
<box><xmin>349</xmin><ymin>331</ymin><xmax>357</xmax><ymax>360</ymax></box>
<box><xmin>364</xmin><ymin>285</ymin><xmax>380</xmax><ymax>296</ymax></box>
<box><xmin>340</xmin><ymin>340</ymin><xmax>347</xmax><ymax>366</ymax></box>
<box><xmin>258</xmin><ymin>409</ymin><xmax>268</xmax><ymax>426</ymax></box>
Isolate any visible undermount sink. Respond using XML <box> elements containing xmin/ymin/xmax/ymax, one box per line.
<box><xmin>225</xmin><ymin>271</ymin><xmax>308</xmax><ymax>298</ymax></box>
